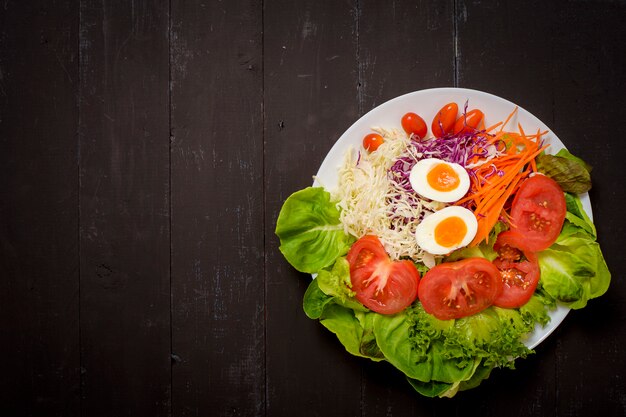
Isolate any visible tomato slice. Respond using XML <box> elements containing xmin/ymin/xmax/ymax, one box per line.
<box><xmin>431</xmin><ymin>103</ymin><xmax>458</xmax><ymax>138</ymax></box>
<box><xmin>347</xmin><ymin>235</ymin><xmax>420</xmax><ymax>315</ymax></box>
<box><xmin>453</xmin><ymin>109</ymin><xmax>484</xmax><ymax>134</ymax></box>
<box><xmin>401</xmin><ymin>112</ymin><xmax>427</xmax><ymax>139</ymax></box>
<box><xmin>510</xmin><ymin>174</ymin><xmax>566</xmax><ymax>251</ymax></box>
<box><xmin>492</xmin><ymin>231</ymin><xmax>540</xmax><ymax>308</ymax></box>
<box><xmin>418</xmin><ymin>258</ymin><xmax>502</xmax><ymax>320</ymax></box>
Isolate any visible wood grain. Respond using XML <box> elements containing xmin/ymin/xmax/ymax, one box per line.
<box><xmin>0</xmin><ymin>1</ymin><xmax>624</xmax><ymax>415</ymax></box>
<box><xmin>356</xmin><ymin>0</ymin><xmax>456</xmax><ymax>414</ymax></box>
<box><xmin>78</xmin><ymin>1</ymin><xmax>171</xmax><ymax>415</ymax></box>
<box><xmin>454</xmin><ymin>1</ymin><xmax>559</xmax><ymax>414</ymax></box>
<box><xmin>263</xmin><ymin>1</ymin><xmax>363</xmax><ymax>416</ymax></box>
<box><xmin>457</xmin><ymin>1</ymin><xmax>626</xmax><ymax>415</ymax></box>
<box><xmin>357</xmin><ymin>0</ymin><xmax>457</xmax><ymax>414</ymax></box>
<box><xmin>170</xmin><ymin>0</ymin><xmax>265</xmax><ymax>416</ymax></box>
<box><xmin>0</xmin><ymin>1</ymin><xmax>79</xmax><ymax>415</ymax></box>
<box><xmin>549</xmin><ymin>2</ymin><xmax>626</xmax><ymax>415</ymax></box>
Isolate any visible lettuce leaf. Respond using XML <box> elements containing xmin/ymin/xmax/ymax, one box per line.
<box><xmin>537</xmin><ymin>194</ymin><xmax>610</xmax><ymax>309</ymax></box>
<box><xmin>302</xmin><ymin>278</ymin><xmax>334</xmax><ymax>320</ymax></box>
<box><xmin>538</xmin><ymin>236</ymin><xmax>610</xmax><ymax>309</ymax></box>
<box><xmin>564</xmin><ymin>192</ymin><xmax>596</xmax><ymax>238</ymax></box>
<box><xmin>282</xmin><ymin>184</ymin><xmax>609</xmax><ymax>399</ymax></box>
<box><xmin>302</xmin><ymin>257</ymin><xmax>367</xmax><ymax>318</ymax></box>
<box><xmin>302</xmin><ymin>257</ymin><xmax>383</xmax><ymax>361</ymax></box>
<box><xmin>536</xmin><ymin>150</ymin><xmax>592</xmax><ymax>193</ymax></box>
<box><xmin>275</xmin><ymin>187</ymin><xmax>354</xmax><ymax>273</ymax></box>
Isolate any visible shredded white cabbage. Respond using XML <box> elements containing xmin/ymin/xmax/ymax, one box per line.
<box><xmin>331</xmin><ymin>128</ymin><xmax>441</xmax><ymax>267</ymax></box>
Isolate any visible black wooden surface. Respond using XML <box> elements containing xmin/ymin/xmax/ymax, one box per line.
<box><xmin>1</xmin><ymin>1</ymin><xmax>625</xmax><ymax>416</ymax></box>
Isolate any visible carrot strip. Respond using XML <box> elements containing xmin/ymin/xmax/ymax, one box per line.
<box><xmin>499</xmin><ymin>107</ymin><xmax>518</xmax><ymax>133</ymax></box>
<box><xmin>456</xmin><ymin>121</ymin><xmax>549</xmax><ymax>246</ymax></box>
<box><xmin>485</xmin><ymin>121</ymin><xmax>503</xmax><ymax>132</ymax></box>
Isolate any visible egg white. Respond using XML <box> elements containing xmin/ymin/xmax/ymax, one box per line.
<box><xmin>409</xmin><ymin>158</ymin><xmax>470</xmax><ymax>203</ymax></box>
<box><xmin>415</xmin><ymin>206</ymin><xmax>478</xmax><ymax>255</ymax></box>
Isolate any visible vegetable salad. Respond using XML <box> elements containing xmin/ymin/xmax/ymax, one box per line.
<box><xmin>275</xmin><ymin>100</ymin><xmax>610</xmax><ymax>398</ymax></box>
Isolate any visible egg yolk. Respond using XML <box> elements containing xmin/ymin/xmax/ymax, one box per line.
<box><xmin>434</xmin><ymin>216</ymin><xmax>467</xmax><ymax>247</ymax></box>
<box><xmin>427</xmin><ymin>163</ymin><xmax>460</xmax><ymax>192</ymax></box>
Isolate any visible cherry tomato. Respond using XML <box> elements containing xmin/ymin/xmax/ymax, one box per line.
<box><xmin>453</xmin><ymin>109</ymin><xmax>484</xmax><ymax>134</ymax></box>
<box><xmin>492</xmin><ymin>231</ymin><xmax>540</xmax><ymax>308</ymax></box>
<box><xmin>363</xmin><ymin>133</ymin><xmax>384</xmax><ymax>152</ymax></box>
<box><xmin>347</xmin><ymin>235</ymin><xmax>420</xmax><ymax>315</ymax></box>
<box><xmin>418</xmin><ymin>258</ymin><xmax>502</xmax><ymax>320</ymax></box>
<box><xmin>401</xmin><ymin>112</ymin><xmax>427</xmax><ymax>139</ymax></box>
<box><xmin>510</xmin><ymin>175</ymin><xmax>566</xmax><ymax>251</ymax></box>
<box><xmin>431</xmin><ymin>103</ymin><xmax>459</xmax><ymax>138</ymax></box>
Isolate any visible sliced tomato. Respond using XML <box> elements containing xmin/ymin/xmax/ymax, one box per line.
<box><xmin>510</xmin><ymin>174</ymin><xmax>566</xmax><ymax>251</ymax></box>
<box><xmin>401</xmin><ymin>112</ymin><xmax>427</xmax><ymax>139</ymax></box>
<box><xmin>453</xmin><ymin>109</ymin><xmax>484</xmax><ymax>134</ymax></box>
<box><xmin>347</xmin><ymin>235</ymin><xmax>420</xmax><ymax>315</ymax></box>
<box><xmin>418</xmin><ymin>258</ymin><xmax>502</xmax><ymax>320</ymax></box>
<box><xmin>431</xmin><ymin>103</ymin><xmax>458</xmax><ymax>138</ymax></box>
<box><xmin>492</xmin><ymin>231</ymin><xmax>540</xmax><ymax>308</ymax></box>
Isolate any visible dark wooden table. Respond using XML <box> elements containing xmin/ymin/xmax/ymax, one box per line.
<box><xmin>2</xmin><ymin>1</ymin><xmax>625</xmax><ymax>416</ymax></box>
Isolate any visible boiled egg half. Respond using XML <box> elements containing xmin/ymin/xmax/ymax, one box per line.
<box><xmin>409</xmin><ymin>158</ymin><xmax>470</xmax><ymax>203</ymax></box>
<box><xmin>415</xmin><ymin>206</ymin><xmax>478</xmax><ymax>255</ymax></box>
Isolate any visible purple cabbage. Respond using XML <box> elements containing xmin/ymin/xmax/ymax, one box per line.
<box><xmin>388</xmin><ymin>129</ymin><xmax>495</xmax><ymax>193</ymax></box>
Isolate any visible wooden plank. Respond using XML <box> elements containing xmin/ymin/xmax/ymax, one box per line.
<box><xmin>78</xmin><ymin>1</ymin><xmax>171</xmax><ymax>415</ymax></box>
<box><xmin>263</xmin><ymin>1</ymin><xmax>363</xmax><ymax>415</ymax></box>
<box><xmin>457</xmin><ymin>1</ymin><xmax>625</xmax><ymax>415</ymax></box>
<box><xmin>169</xmin><ymin>0</ymin><xmax>265</xmax><ymax>416</ymax></box>
<box><xmin>454</xmin><ymin>1</ymin><xmax>558</xmax><ymax>414</ymax></box>
<box><xmin>456</xmin><ymin>0</ymin><xmax>556</xmax><ymax>123</ymax></box>
<box><xmin>0</xmin><ymin>1</ymin><xmax>80</xmax><ymax>415</ymax></box>
<box><xmin>358</xmin><ymin>0</ymin><xmax>457</xmax><ymax>109</ymax></box>
<box><xmin>549</xmin><ymin>3</ymin><xmax>626</xmax><ymax>416</ymax></box>
<box><xmin>356</xmin><ymin>0</ymin><xmax>455</xmax><ymax>412</ymax></box>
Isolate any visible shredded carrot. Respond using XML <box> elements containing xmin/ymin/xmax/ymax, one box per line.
<box><xmin>499</xmin><ymin>107</ymin><xmax>519</xmax><ymax>133</ymax></box>
<box><xmin>485</xmin><ymin>121</ymin><xmax>503</xmax><ymax>132</ymax></box>
<box><xmin>456</xmin><ymin>122</ymin><xmax>549</xmax><ymax>246</ymax></box>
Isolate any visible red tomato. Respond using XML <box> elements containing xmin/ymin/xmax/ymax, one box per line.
<box><xmin>347</xmin><ymin>235</ymin><xmax>420</xmax><ymax>315</ymax></box>
<box><xmin>401</xmin><ymin>112</ymin><xmax>427</xmax><ymax>139</ymax></box>
<box><xmin>453</xmin><ymin>109</ymin><xmax>484</xmax><ymax>134</ymax></box>
<box><xmin>431</xmin><ymin>103</ymin><xmax>459</xmax><ymax>138</ymax></box>
<box><xmin>418</xmin><ymin>258</ymin><xmax>502</xmax><ymax>320</ymax></box>
<box><xmin>362</xmin><ymin>133</ymin><xmax>384</xmax><ymax>152</ymax></box>
<box><xmin>510</xmin><ymin>175</ymin><xmax>566</xmax><ymax>251</ymax></box>
<box><xmin>492</xmin><ymin>231</ymin><xmax>540</xmax><ymax>308</ymax></box>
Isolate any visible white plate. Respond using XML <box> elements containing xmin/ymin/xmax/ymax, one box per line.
<box><xmin>313</xmin><ymin>87</ymin><xmax>592</xmax><ymax>349</ymax></box>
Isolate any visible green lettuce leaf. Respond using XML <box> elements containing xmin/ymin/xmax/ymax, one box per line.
<box><xmin>319</xmin><ymin>304</ymin><xmax>365</xmax><ymax>358</ymax></box>
<box><xmin>564</xmin><ymin>193</ymin><xmax>596</xmax><ymax>238</ymax></box>
<box><xmin>538</xmin><ymin>236</ymin><xmax>610</xmax><ymax>309</ymax></box>
<box><xmin>457</xmin><ymin>361</ymin><xmax>494</xmax><ymax>392</ymax></box>
<box><xmin>302</xmin><ymin>257</ymin><xmax>383</xmax><ymax>360</ymax></box>
<box><xmin>372</xmin><ymin>311</ymin><xmax>474</xmax><ymax>383</ymax></box>
<box><xmin>355</xmin><ymin>311</ymin><xmax>385</xmax><ymax>360</ymax></box>
<box><xmin>317</xmin><ymin>304</ymin><xmax>384</xmax><ymax>361</ymax></box>
<box><xmin>289</xmin><ymin>181</ymin><xmax>610</xmax><ymax>399</ymax></box>
<box><xmin>406</xmin><ymin>377</ymin><xmax>456</xmax><ymax>398</ymax></box>
<box><xmin>537</xmin><ymin>194</ymin><xmax>610</xmax><ymax>309</ymax></box>
<box><xmin>275</xmin><ymin>187</ymin><xmax>354</xmax><ymax>273</ymax></box>
<box><xmin>316</xmin><ymin>257</ymin><xmax>367</xmax><ymax>311</ymax></box>
<box><xmin>302</xmin><ymin>278</ymin><xmax>334</xmax><ymax>320</ymax></box>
